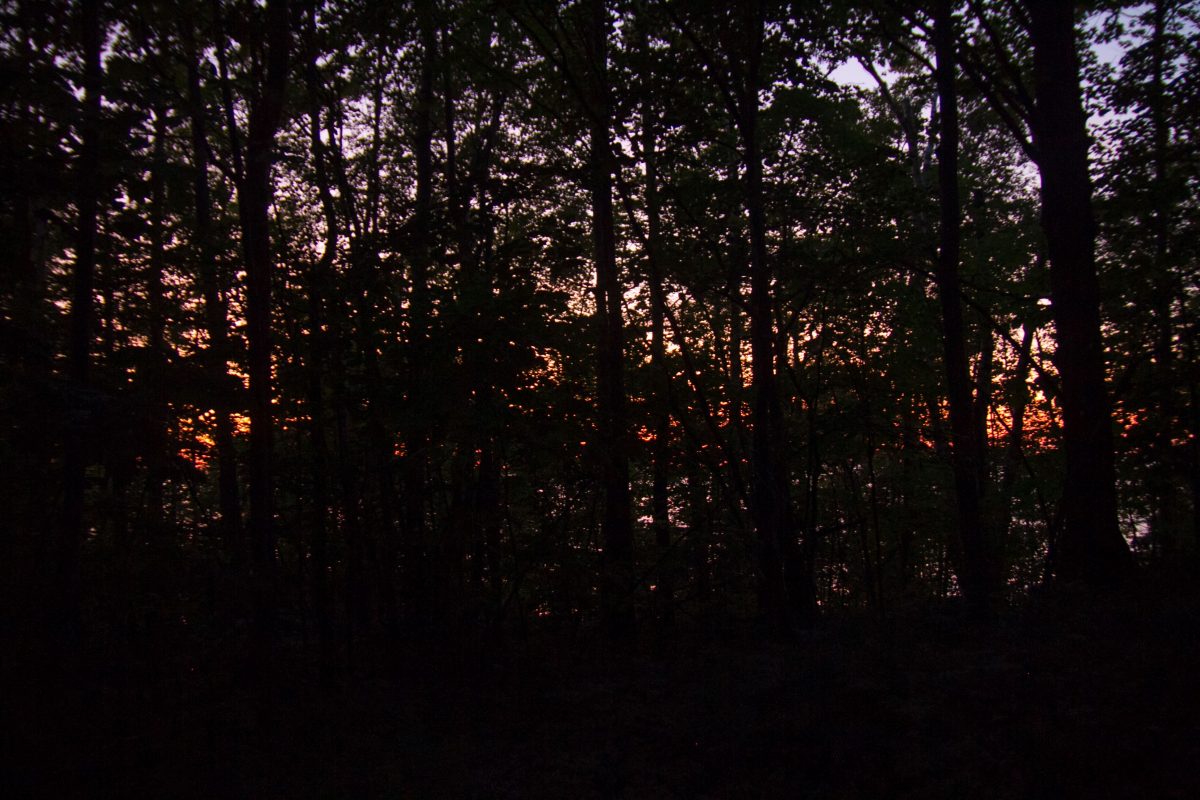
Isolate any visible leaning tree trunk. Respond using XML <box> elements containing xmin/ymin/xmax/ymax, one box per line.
<box><xmin>1026</xmin><ymin>0</ymin><xmax>1133</xmax><ymax>585</ymax></box>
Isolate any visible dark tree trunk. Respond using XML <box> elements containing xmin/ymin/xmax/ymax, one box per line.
<box><xmin>996</xmin><ymin>322</ymin><xmax>1036</xmax><ymax>571</ymax></box>
<box><xmin>401</xmin><ymin>0</ymin><xmax>439</xmax><ymax>636</ymax></box>
<box><xmin>725</xmin><ymin>160</ymin><xmax>748</xmax><ymax>456</ymax></box>
<box><xmin>738</xmin><ymin>2</ymin><xmax>805</xmax><ymax>630</ymax></box>
<box><xmin>144</xmin><ymin>107</ymin><xmax>168</xmax><ymax>540</ymax></box>
<box><xmin>588</xmin><ymin>0</ymin><xmax>635</xmax><ymax>641</ymax></box>
<box><xmin>9</xmin><ymin>5</ymin><xmax>50</xmax><ymax>369</ymax></box>
<box><xmin>686</xmin><ymin>459</ymin><xmax>712</xmax><ymax>629</ymax></box>
<box><xmin>801</xmin><ymin>325</ymin><xmax>825</xmax><ymax>600</ymax></box>
<box><xmin>1146</xmin><ymin>0</ymin><xmax>1183</xmax><ymax>557</ymax></box>
<box><xmin>862</xmin><ymin>389</ymin><xmax>885</xmax><ymax>613</ymax></box>
<box><xmin>60</xmin><ymin>0</ymin><xmax>103</xmax><ymax>644</ymax></box>
<box><xmin>184</xmin><ymin>20</ymin><xmax>241</xmax><ymax>546</ymax></box>
<box><xmin>303</xmin><ymin>15</ymin><xmax>387</xmax><ymax>656</ymax></box>
<box><xmin>642</xmin><ymin>97</ymin><xmax>674</xmax><ymax>629</ymax></box>
<box><xmin>320</xmin><ymin>80</ymin><xmax>400</xmax><ymax>639</ymax></box>
<box><xmin>1026</xmin><ymin>0</ymin><xmax>1132</xmax><ymax>585</ymax></box>
<box><xmin>305</xmin><ymin>261</ymin><xmax>335</xmax><ymax>687</ymax></box>
<box><xmin>332</xmin><ymin>367</ymin><xmax>368</xmax><ymax>662</ymax></box>
<box><xmin>440</xmin><ymin>43</ymin><xmax>507</xmax><ymax>633</ymax></box>
<box><xmin>304</xmin><ymin>29</ymin><xmax>338</xmax><ymax>685</ymax></box>
<box><xmin>1191</xmin><ymin>383</ymin><xmax>1200</xmax><ymax>554</ymax></box>
<box><xmin>933</xmin><ymin>0</ymin><xmax>989</xmax><ymax>616</ymax></box>
<box><xmin>441</xmin><ymin>38</ymin><xmax>473</xmax><ymax>630</ymax></box>
<box><xmin>236</xmin><ymin>0</ymin><xmax>291</xmax><ymax>650</ymax></box>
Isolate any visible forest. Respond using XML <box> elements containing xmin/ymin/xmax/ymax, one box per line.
<box><xmin>2</xmin><ymin>0</ymin><xmax>1199</xmax><ymax>796</ymax></box>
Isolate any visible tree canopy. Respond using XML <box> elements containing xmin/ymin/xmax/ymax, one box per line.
<box><xmin>3</xmin><ymin>1</ymin><xmax>1199</xmax><ymax>790</ymax></box>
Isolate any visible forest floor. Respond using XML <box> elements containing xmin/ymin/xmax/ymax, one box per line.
<box><xmin>12</xmin><ymin>567</ymin><xmax>1200</xmax><ymax>799</ymax></box>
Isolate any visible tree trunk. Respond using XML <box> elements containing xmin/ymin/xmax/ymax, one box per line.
<box><xmin>144</xmin><ymin>106</ymin><xmax>168</xmax><ymax>541</ymax></box>
<box><xmin>642</xmin><ymin>95</ymin><xmax>674</xmax><ymax>629</ymax></box>
<box><xmin>588</xmin><ymin>0</ymin><xmax>634</xmax><ymax>641</ymax></box>
<box><xmin>1146</xmin><ymin>0</ymin><xmax>1183</xmax><ymax>558</ymax></box>
<box><xmin>1190</xmin><ymin>382</ymin><xmax>1200</xmax><ymax>554</ymax></box>
<box><xmin>60</xmin><ymin>0</ymin><xmax>103</xmax><ymax>645</ymax></box>
<box><xmin>995</xmin><ymin>322</ymin><xmax>1036</xmax><ymax>573</ymax></box>
<box><xmin>739</xmin><ymin>2</ymin><xmax>805</xmax><ymax>630</ymax></box>
<box><xmin>1026</xmin><ymin>0</ymin><xmax>1132</xmax><ymax>584</ymax></box>
<box><xmin>933</xmin><ymin>0</ymin><xmax>989</xmax><ymax>616</ymax></box>
<box><xmin>237</xmin><ymin>0</ymin><xmax>291</xmax><ymax>652</ymax></box>
<box><xmin>401</xmin><ymin>0</ymin><xmax>438</xmax><ymax>636</ymax></box>
<box><xmin>184</xmin><ymin>19</ymin><xmax>241</xmax><ymax>547</ymax></box>
<box><xmin>304</xmin><ymin>32</ymin><xmax>339</xmax><ymax>684</ymax></box>
<box><xmin>305</xmin><ymin>263</ymin><xmax>335</xmax><ymax>686</ymax></box>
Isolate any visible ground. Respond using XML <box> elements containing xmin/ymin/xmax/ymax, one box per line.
<box><xmin>12</xmin><ymin>569</ymin><xmax>1200</xmax><ymax>798</ymax></box>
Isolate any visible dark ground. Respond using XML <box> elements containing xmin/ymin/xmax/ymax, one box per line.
<box><xmin>9</xmin><ymin>568</ymin><xmax>1200</xmax><ymax>799</ymax></box>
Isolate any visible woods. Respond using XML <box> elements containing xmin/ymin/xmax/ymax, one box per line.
<box><xmin>3</xmin><ymin>0</ymin><xmax>1199</xmax><ymax>795</ymax></box>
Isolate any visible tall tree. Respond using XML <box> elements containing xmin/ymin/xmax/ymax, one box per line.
<box><xmin>229</xmin><ymin>0</ymin><xmax>292</xmax><ymax>644</ymax></box>
<box><xmin>586</xmin><ymin>0</ymin><xmax>635</xmax><ymax>639</ymax></box>
<box><xmin>1025</xmin><ymin>0</ymin><xmax>1132</xmax><ymax>584</ymax></box>
<box><xmin>636</xmin><ymin>18</ymin><xmax>675</xmax><ymax>628</ymax></box>
<box><xmin>510</xmin><ymin>0</ymin><xmax>636</xmax><ymax>639</ymax></box>
<box><xmin>669</xmin><ymin>0</ymin><xmax>810</xmax><ymax>629</ymax></box>
<box><xmin>932</xmin><ymin>0</ymin><xmax>989</xmax><ymax>614</ymax></box>
<box><xmin>740</xmin><ymin>0</ymin><xmax>802</xmax><ymax>629</ymax></box>
<box><xmin>59</xmin><ymin>0</ymin><xmax>104</xmax><ymax>643</ymax></box>
<box><xmin>182</xmin><ymin>13</ymin><xmax>242</xmax><ymax>546</ymax></box>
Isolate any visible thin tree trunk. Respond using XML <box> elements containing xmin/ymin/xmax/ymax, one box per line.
<box><xmin>995</xmin><ymin>322</ymin><xmax>1036</xmax><ymax>573</ymax></box>
<box><xmin>305</xmin><ymin>266</ymin><xmax>335</xmax><ymax>686</ymax></box>
<box><xmin>802</xmin><ymin>326</ymin><xmax>825</xmax><ymax>602</ymax></box>
<box><xmin>184</xmin><ymin>18</ymin><xmax>241</xmax><ymax>546</ymax></box>
<box><xmin>725</xmin><ymin>160</ymin><xmax>748</xmax><ymax>456</ymax></box>
<box><xmin>739</xmin><ymin>1</ymin><xmax>804</xmax><ymax>630</ymax></box>
<box><xmin>60</xmin><ymin>0</ymin><xmax>103</xmax><ymax>644</ymax></box>
<box><xmin>144</xmin><ymin>106</ymin><xmax>168</xmax><ymax>541</ymax></box>
<box><xmin>440</xmin><ymin>41</ymin><xmax>507</xmax><ymax>634</ymax></box>
<box><xmin>686</xmin><ymin>458</ymin><xmax>712</xmax><ymax>630</ymax></box>
<box><xmin>304</xmin><ymin>27</ymin><xmax>337</xmax><ymax>684</ymax></box>
<box><xmin>642</xmin><ymin>94</ymin><xmax>674</xmax><ymax>629</ymax></box>
<box><xmin>1190</xmin><ymin>382</ymin><xmax>1200</xmax><ymax>554</ymax></box>
<box><xmin>1147</xmin><ymin>0</ymin><xmax>1182</xmax><ymax>557</ymax></box>
<box><xmin>333</xmin><ymin>369</ymin><xmax>368</xmax><ymax>664</ymax></box>
<box><xmin>933</xmin><ymin>0</ymin><xmax>989</xmax><ymax>616</ymax></box>
<box><xmin>863</xmin><ymin>396</ymin><xmax>886</xmax><ymax>614</ymax></box>
<box><xmin>10</xmin><ymin>2</ymin><xmax>50</xmax><ymax>369</ymax></box>
<box><xmin>843</xmin><ymin>461</ymin><xmax>877</xmax><ymax>609</ymax></box>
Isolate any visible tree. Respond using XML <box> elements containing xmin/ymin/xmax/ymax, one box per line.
<box><xmin>59</xmin><ymin>0</ymin><xmax>103</xmax><ymax>645</ymax></box>
<box><xmin>932</xmin><ymin>0</ymin><xmax>990</xmax><ymax>614</ymax></box>
<box><xmin>1093</xmin><ymin>0</ymin><xmax>1200</xmax><ymax>558</ymax></box>
<box><xmin>511</xmin><ymin>0</ymin><xmax>636</xmax><ymax>640</ymax></box>
<box><xmin>668</xmin><ymin>0</ymin><xmax>811</xmax><ymax>631</ymax></box>
<box><xmin>182</xmin><ymin>11</ymin><xmax>241</xmax><ymax>547</ymax></box>
<box><xmin>225</xmin><ymin>0</ymin><xmax>293</xmax><ymax>647</ymax></box>
<box><xmin>1025</xmin><ymin>0</ymin><xmax>1132</xmax><ymax>584</ymax></box>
